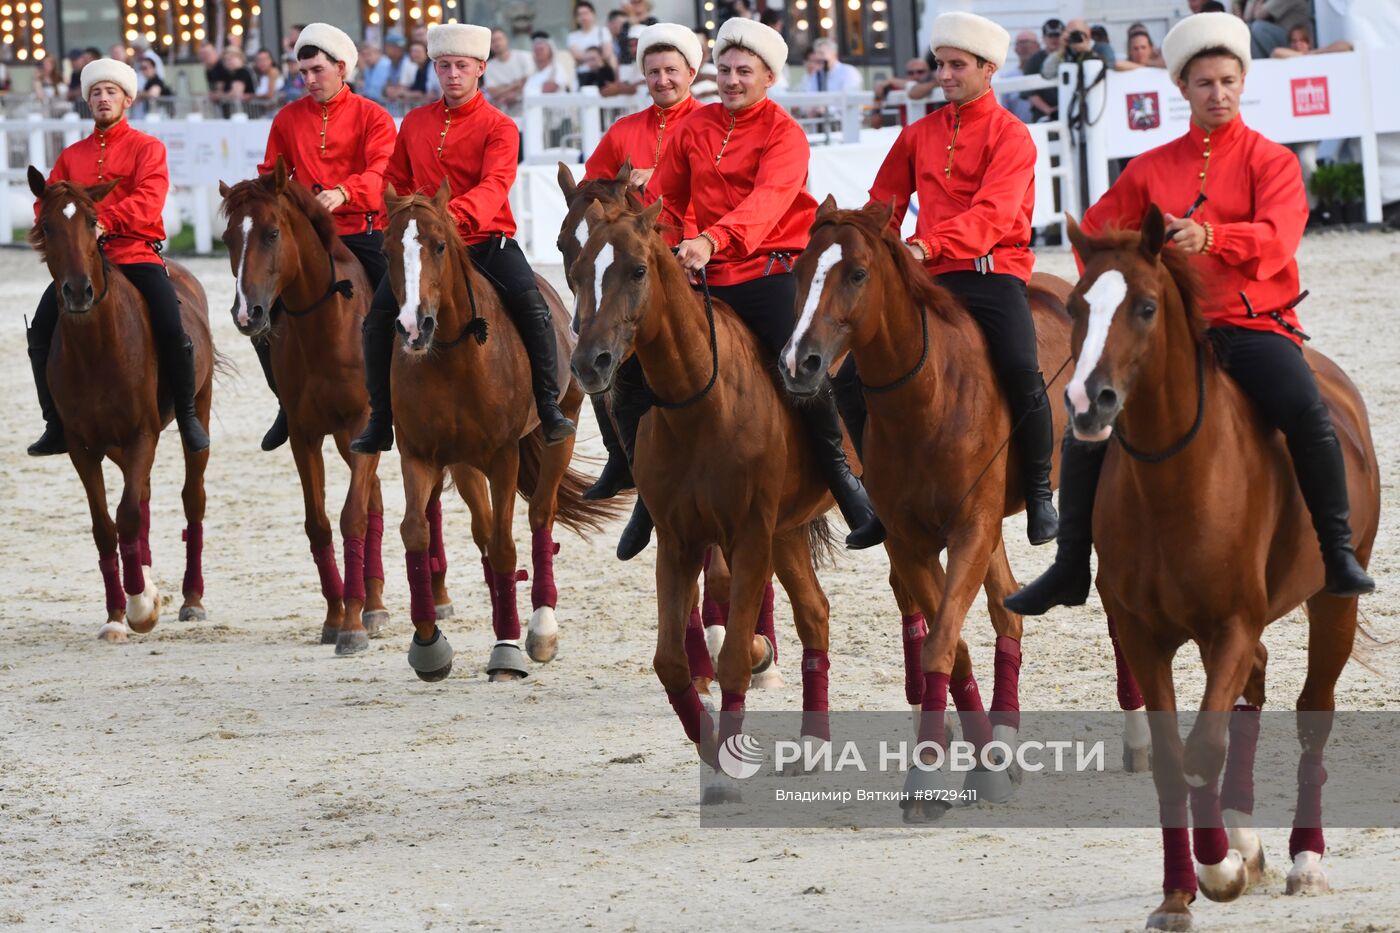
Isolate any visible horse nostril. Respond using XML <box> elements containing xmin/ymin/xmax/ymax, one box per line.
<box><xmin>593</xmin><ymin>351</ymin><xmax>613</xmax><ymax>374</ymax></box>
<box><xmin>250</xmin><ymin>304</ymin><xmax>264</xmax><ymax>321</ymax></box>
<box><xmin>83</xmin><ymin>283</ymin><xmax>94</xmax><ymax>301</ymax></box>
<box><xmin>798</xmin><ymin>353</ymin><xmax>822</xmax><ymax>378</ymax></box>
<box><xmin>1096</xmin><ymin>386</ymin><xmax>1119</xmax><ymax>411</ymax></box>
<box><xmin>421</xmin><ymin>316</ymin><xmax>436</xmax><ymax>335</ymax></box>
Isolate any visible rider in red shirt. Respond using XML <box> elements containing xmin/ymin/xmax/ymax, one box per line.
<box><xmin>353</xmin><ymin>24</ymin><xmax>576</xmax><ymax>453</ymax></box>
<box><xmin>26</xmin><ymin>59</ymin><xmax>208</xmax><ymax>456</ymax></box>
<box><xmin>1007</xmin><ymin>12</ymin><xmax>1373</xmax><ymax>613</ymax></box>
<box><xmin>868</xmin><ymin>11</ymin><xmax>1057</xmax><ymax>547</ymax></box>
<box><xmin>252</xmin><ymin>23</ymin><xmax>398</xmax><ymax>450</ymax></box>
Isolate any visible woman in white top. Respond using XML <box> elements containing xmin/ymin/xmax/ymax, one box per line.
<box><xmin>253</xmin><ymin>49</ymin><xmax>285</xmax><ymax>100</ymax></box>
<box><xmin>525</xmin><ymin>33</ymin><xmax>577</xmax><ymax>95</ymax></box>
<box><xmin>566</xmin><ymin>2</ymin><xmax>616</xmax><ymax>69</ymax></box>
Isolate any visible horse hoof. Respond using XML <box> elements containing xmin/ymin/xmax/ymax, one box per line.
<box><xmin>178</xmin><ymin>605</ymin><xmax>207</xmax><ymax>622</ymax></box>
<box><xmin>526</xmin><ymin>607</ymin><xmax>559</xmax><ymax>663</ymax></box>
<box><xmin>705</xmin><ymin>624</ymin><xmax>725</xmax><ymax>667</ymax></box>
<box><xmin>1285</xmin><ymin>851</ymin><xmax>1329</xmax><ymax>895</ymax></box>
<box><xmin>320</xmin><ymin>625</ymin><xmax>338</xmax><ymax>646</ymax></box>
<box><xmin>97</xmin><ymin>621</ymin><xmax>130</xmax><ymax>643</ymax></box>
<box><xmin>1225</xmin><ymin>813</ymin><xmax>1265</xmax><ymax>888</ymax></box>
<box><xmin>1197</xmin><ymin>850</ymin><xmax>1248</xmax><ymax>903</ymax></box>
<box><xmin>487</xmin><ymin>640</ymin><xmax>529</xmax><ymax>680</ymax></box>
<box><xmin>335</xmin><ymin>630</ymin><xmax>370</xmax><ymax>657</ymax></box>
<box><xmin>363</xmin><ymin>610</ymin><xmax>390</xmax><ymax>638</ymax></box>
<box><xmin>1146</xmin><ymin>908</ymin><xmax>1193</xmax><ymax>931</ymax></box>
<box><xmin>1123</xmin><ymin>743</ymin><xmax>1153</xmax><ymax>773</ymax></box>
<box><xmin>408</xmin><ymin>629</ymin><xmax>454</xmax><ymax>682</ymax></box>
<box><xmin>751</xmin><ymin>668</ymin><xmax>785</xmax><ymax>690</ymax></box>
<box><xmin>962</xmin><ymin>765</ymin><xmax>1016</xmax><ymax>804</ymax></box>
<box><xmin>900</xmin><ymin>762</ymin><xmax>953</xmax><ymax>822</ymax></box>
<box><xmin>125</xmin><ymin>578</ymin><xmax>160</xmax><ymax>634</ymax></box>
<box><xmin>435</xmin><ymin>602</ymin><xmax>454</xmax><ymax>620</ymax></box>
<box><xmin>900</xmin><ymin>800</ymin><xmax>950</xmax><ymax>824</ymax></box>
<box><xmin>701</xmin><ymin>771</ymin><xmax>743</xmax><ymax>805</ymax></box>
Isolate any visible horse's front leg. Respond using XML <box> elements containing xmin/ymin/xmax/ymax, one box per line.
<box><xmin>176</xmin><ymin>415</ymin><xmax>210</xmax><ymax>622</ymax></box>
<box><xmin>402</xmin><ymin>454</ymin><xmax>452</xmax><ymax>682</ymax></box>
<box><xmin>361</xmin><ymin>466</ymin><xmax>390</xmax><ymax>636</ymax></box>
<box><xmin>68</xmin><ymin>448</ymin><xmax>125</xmax><ymax>639</ymax></box>
<box><xmin>484</xmin><ymin>443</ymin><xmax>527</xmax><ymax>682</ymax></box>
<box><xmin>289</xmin><ymin>430</ymin><xmax>342</xmax><ymax>644</ymax></box>
<box><xmin>115</xmin><ymin>436</ymin><xmax>160</xmax><ymax>634</ymax></box>
<box><xmin>524</xmin><ymin>428</ymin><xmax>578</xmax><ymax>665</ymax></box>
<box><xmin>331</xmin><ymin>431</ymin><xmax>377</xmax><ymax>656</ymax></box>
<box><xmin>771</xmin><ymin>527</ymin><xmax>830</xmax><ymax>747</ymax></box>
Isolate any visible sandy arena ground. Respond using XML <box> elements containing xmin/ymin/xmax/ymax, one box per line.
<box><xmin>1</xmin><ymin>231</ymin><xmax>1398</xmax><ymax>932</ymax></box>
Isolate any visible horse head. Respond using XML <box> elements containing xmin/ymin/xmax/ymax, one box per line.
<box><xmin>28</xmin><ymin>165</ymin><xmax>119</xmax><ymax>315</ymax></box>
<box><xmin>782</xmin><ymin>196</ymin><xmax>942</xmax><ymax>398</ymax></box>
<box><xmin>568</xmin><ymin>196</ymin><xmax>666</xmax><ymax>394</ymax></box>
<box><xmin>1062</xmin><ymin>203</ymin><xmax>1202</xmax><ymax>442</ymax></box>
<box><xmin>383</xmin><ymin>179</ymin><xmax>462</xmax><ymax>354</ymax></box>
<box><xmin>220</xmin><ymin>156</ymin><xmax>321</xmax><ymax>338</ymax></box>
<box><xmin>556</xmin><ymin>159</ymin><xmax>641</xmax><ymax>292</ymax></box>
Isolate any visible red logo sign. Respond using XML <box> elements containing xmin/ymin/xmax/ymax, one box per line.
<box><xmin>1291</xmin><ymin>77</ymin><xmax>1330</xmax><ymax>116</ymax></box>
<box><xmin>1126</xmin><ymin>92</ymin><xmax>1160</xmax><ymax>131</ymax></box>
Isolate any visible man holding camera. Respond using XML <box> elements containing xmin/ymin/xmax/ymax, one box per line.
<box><xmin>1039</xmin><ymin>17</ymin><xmax>1116</xmax><ymax>80</ymax></box>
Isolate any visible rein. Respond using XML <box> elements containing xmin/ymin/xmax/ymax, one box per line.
<box><xmin>648</xmin><ymin>265</ymin><xmax>719</xmax><ymax>410</ymax></box>
<box><xmin>280</xmin><ymin>239</ymin><xmax>355</xmax><ymax>318</ymax></box>
<box><xmin>434</xmin><ymin>239</ymin><xmax>490</xmax><ymax>348</ymax></box>
<box><xmin>1113</xmin><ymin>341</ymin><xmax>1207</xmax><ymax>463</ymax></box>
<box><xmin>859</xmin><ymin>293</ymin><xmax>929</xmax><ymax>394</ymax></box>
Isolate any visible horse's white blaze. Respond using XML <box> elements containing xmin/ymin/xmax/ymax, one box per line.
<box><xmin>593</xmin><ymin>241</ymin><xmax>614</xmax><ymax>316</ymax></box>
<box><xmin>235</xmin><ymin>215</ymin><xmax>253</xmax><ymax>327</ymax></box>
<box><xmin>574</xmin><ymin>218</ymin><xmax>588</xmax><ymax>252</ymax></box>
<box><xmin>398</xmin><ymin>218</ymin><xmax>422</xmax><ymax>340</ymax></box>
<box><xmin>1067</xmin><ymin>269</ymin><xmax>1127</xmax><ymax>415</ymax></box>
<box><xmin>784</xmin><ymin>242</ymin><xmax>842</xmax><ymax>376</ymax></box>
<box><xmin>62</xmin><ymin>202</ymin><xmax>77</xmax><ymax>220</ymax></box>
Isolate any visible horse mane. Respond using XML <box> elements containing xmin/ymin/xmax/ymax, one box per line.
<box><xmin>222</xmin><ymin>173</ymin><xmax>339</xmax><ymax>251</ymax></box>
<box><xmin>811</xmin><ymin>208</ymin><xmax>962</xmax><ymax>323</ymax></box>
<box><xmin>29</xmin><ymin>181</ymin><xmax>98</xmax><ymax>261</ymax></box>
<box><xmin>1079</xmin><ymin>225</ymin><xmax>1211</xmax><ymax>346</ymax></box>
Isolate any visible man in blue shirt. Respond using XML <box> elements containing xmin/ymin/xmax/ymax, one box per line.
<box><xmin>357</xmin><ymin>41</ymin><xmax>393</xmax><ymax>103</ymax></box>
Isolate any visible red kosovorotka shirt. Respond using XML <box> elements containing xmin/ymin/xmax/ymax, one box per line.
<box><xmin>259</xmin><ymin>86</ymin><xmax>397</xmax><ymax>237</ymax></box>
<box><xmin>585</xmin><ymin>95</ymin><xmax>702</xmax><ymax>238</ymax></box>
<box><xmin>1080</xmin><ymin>116</ymin><xmax>1308</xmax><ymax>345</ymax></box>
<box><xmin>384</xmin><ymin>92</ymin><xmax>518</xmax><ymax>244</ymax></box>
<box><xmin>43</xmin><ymin>118</ymin><xmax>167</xmax><ymax>265</ymax></box>
<box><xmin>868</xmin><ymin>89</ymin><xmax>1036</xmax><ymax>282</ymax></box>
<box><xmin>650</xmin><ymin>97</ymin><xmax>818</xmax><ymax>286</ymax></box>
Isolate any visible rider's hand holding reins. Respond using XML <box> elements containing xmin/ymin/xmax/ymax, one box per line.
<box><xmin>676</xmin><ymin>235</ymin><xmax>714</xmax><ymax>273</ymax></box>
<box><xmin>1163</xmin><ymin>213</ymin><xmax>1208</xmax><ymax>253</ymax></box>
<box><xmin>316</xmin><ymin>187</ymin><xmax>349</xmax><ymax>213</ymax></box>
<box><xmin>629</xmin><ymin>167</ymin><xmax>655</xmax><ymax>189</ymax></box>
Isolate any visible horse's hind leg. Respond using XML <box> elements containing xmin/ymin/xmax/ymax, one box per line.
<box><xmin>289</xmin><ymin>431</ymin><xmax>343</xmax><ymax>644</ymax></box>
<box><xmin>331</xmin><ymin>432</ymin><xmax>376</xmax><ymax>656</ymax></box>
<box><xmin>701</xmin><ymin>547</ymin><xmax>731</xmax><ymax>666</ymax></box>
<box><xmin>402</xmin><ymin>455</ymin><xmax>453</xmax><ymax>682</ymax></box>
<box><xmin>1285</xmin><ymin>593</ymin><xmax>1356</xmax><ymax>897</ymax></box>
<box><xmin>177</xmin><ymin>409</ymin><xmax>210</xmax><ymax>622</ymax></box>
<box><xmin>484</xmin><ymin>444</ymin><xmax>527</xmax><ymax>682</ymax></box>
<box><xmin>115</xmin><ymin>438</ymin><xmax>160</xmax><ymax>634</ymax></box>
<box><xmin>772</xmin><ymin>528</ymin><xmax>830</xmax><ymax>747</ymax></box>
<box><xmin>522</xmin><ymin>431</ymin><xmax>577</xmax><ymax>665</ymax></box>
<box><xmin>982</xmin><ymin>537</ymin><xmax>1024</xmax><ymax>752</ymax></box>
<box><xmin>448</xmin><ymin>464</ymin><xmax>493</xmax><ymax>617</ymax></box>
<box><xmin>69</xmin><ymin>449</ymin><xmax>126</xmax><ymax>640</ymax></box>
<box><xmin>362</xmin><ymin>468</ymin><xmax>389</xmax><ymax>636</ymax></box>
<box><xmin>1222</xmin><ymin>642</ymin><xmax>1268</xmax><ymax>888</ymax></box>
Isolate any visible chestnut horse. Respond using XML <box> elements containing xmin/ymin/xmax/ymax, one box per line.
<box><xmin>571</xmin><ymin>197</ymin><xmax>851</xmax><ymax>788</ymax></box>
<box><xmin>1064</xmin><ymin>208</ymin><xmax>1379</xmax><ymax>929</ymax></box>
<box><xmin>382</xmin><ymin>182</ymin><xmax>620</xmax><ymax>683</ymax></box>
<box><xmin>781</xmin><ymin>199</ymin><xmax>1148</xmax><ymax>817</ymax></box>
<box><xmin>557</xmin><ymin>162</ymin><xmax>781</xmax><ymax>692</ymax></box>
<box><xmin>220</xmin><ymin>162</ymin><xmax>396</xmax><ymax>656</ymax></box>
<box><xmin>29</xmin><ymin>167</ymin><xmax>213</xmax><ymax>639</ymax></box>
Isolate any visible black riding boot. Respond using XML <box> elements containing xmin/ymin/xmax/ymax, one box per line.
<box><xmin>800</xmin><ymin>385</ymin><xmax>884</xmax><ymax>549</ymax></box>
<box><xmin>1004</xmin><ymin>437</ymin><xmax>1107</xmax><ymax>616</ymax></box>
<box><xmin>26</xmin><ymin>322</ymin><xmax>65</xmax><ymax>456</ymax></box>
<box><xmin>1007</xmin><ymin>369</ymin><xmax>1059</xmax><ymax>545</ymax></box>
<box><xmin>584</xmin><ymin>394</ymin><xmax>633</xmax><ymax>500</ymax></box>
<box><xmin>832</xmin><ymin>356</ymin><xmax>867</xmax><ymax>460</ymax></box>
<box><xmin>608</xmin><ymin>362</ymin><xmax>655</xmax><ymax>560</ymax></box>
<box><xmin>509</xmin><ymin>289</ymin><xmax>576</xmax><ymax>445</ymax></box>
<box><xmin>351</xmin><ymin>306</ymin><xmax>396</xmax><ymax>454</ymax></box>
<box><xmin>1287</xmin><ymin>402</ymin><xmax>1375</xmax><ymax>596</ymax></box>
<box><xmin>253</xmin><ymin>337</ymin><xmax>288</xmax><ymax>451</ymax></box>
<box><xmin>159</xmin><ymin>334</ymin><xmax>210</xmax><ymax>452</ymax></box>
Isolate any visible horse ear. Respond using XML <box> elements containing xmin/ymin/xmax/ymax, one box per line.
<box><xmin>384</xmin><ymin>184</ymin><xmax>404</xmax><ymax>212</ymax></box>
<box><xmin>557</xmin><ymin>161</ymin><xmax>577</xmax><ymax>199</ymax></box>
<box><xmin>218</xmin><ymin>180</ymin><xmax>232</xmax><ymax>199</ymax></box>
<box><xmin>1065</xmin><ymin>213</ymin><xmax>1091</xmax><ymax>258</ymax></box>
<box><xmin>86</xmin><ymin>179</ymin><xmax>120</xmax><ymax>203</ymax></box>
<box><xmin>816</xmin><ymin>194</ymin><xmax>839</xmax><ymax>220</ymax></box>
<box><xmin>865</xmin><ymin>198</ymin><xmax>893</xmax><ymax>231</ymax></box>
<box><xmin>27</xmin><ymin>165</ymin><xmax>46</xmax><ymax>199</ymax></box>
<box><xmin>273</xmin><ymin>155</ymin><xmax>288</xmax><ymax>193</ymax></box>
<box><xmin>1140</xmin><ymin>203</ymin><xmax>1166</xmax><ymax>258</ymax></box>
<box><xmin>616</xmin><ymin>159</ymin><xmax>633</xmax><ymax>184</ymax></box>
<box><xmin>636</xmin><ymin>197</ymin><xmax>664</xmax><ymax>231</ymax></box>
<box><xmin>583</xmin><ymin>198</ymin><xmax>607</xmax><ymax>229</ymax></box>
<box><xmin>433</xmin><ymin>178</ymin><xmax>452</xmax><ymax>211</ymax></box>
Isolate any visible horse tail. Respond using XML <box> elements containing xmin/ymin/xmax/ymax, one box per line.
<box><xmin>213</xmin><ymin>347</ymin><xmax>239</xmax><ymax>383</ymax></box>
<box><xmin>515</xmin><ymin>432</ymin><xmax>629</xmax><ymax>536</ymax></box>
<box><xmin>805</xmin><ymin>515</ymin><xmax>838</xmax><ymax>570</ymax></box>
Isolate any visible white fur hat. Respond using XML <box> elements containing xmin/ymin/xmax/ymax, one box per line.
<box><xmin>929</xmin><ymin>11</ymin><xmax>1010</xmax><ymax>71</ymax></box>
<box><xmin>1162</xmin><ymin>12</ymin><xmax>1252</xmax><ymax>81</ymax></box>
<box><xmin>80</xmin><ymin>58</ymin><xmax>137</xmax><ymax>101</ymax></box>
<box><xmin>637</xmin><ymin>23</ymin><xmax>703</xmax><ymax>72</ymax></box>
<box><xmin>296</xmin><ymin>23</ymin><xmax>359</xmax><ymax>80</ymax></box>
<box><xmin>713</xmin><ymin>17</ymin><xmax>788</xmax><ymax>77</ymax></box>
<box><xmin>428</xmin><ymin>23</ymin><xmax>491</xmax><ymax>61</ymax></box>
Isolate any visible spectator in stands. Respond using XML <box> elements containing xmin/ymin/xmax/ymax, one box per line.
<box><xmin>1115</xmin><ymin>26</ymin><xmax>1165</xmax><ymax>70</ymax></box>
<box><xmin>692</xmin><ymin>28</ymin><xmax>720</xmax><ymax>103</ymax></box>
<box><xmin>1023</xmin><ymin>18</ymin><xmax>1061</xmax><ymax>122</ymax></box>
<box><xmin>220</xmin><ymin>46</ymin><xmax>256</xmax><ymax>104</ymax></box>
<box><xmin>1243</xmin><ymin>1</ymin><xmax>1313</xmax><ymax>58</ymax></box>
<box><xmin>1271</xmin><ymin>24</ymin><xmax>1355</xmax><ymax>57</ymax></box>
<box><xmin>1090</xmin><ymin>25</ymin><xmax>1111</xmax><ymax>49</ymax></box>
<box><xmin>33</xmin><ymin>55</ymin><xmax>63</xmax><ymax>103</ymax></box>
<box><xmin>1040</xmin><ymin>17</ymin><xmax>1116</xmax><ymax>79</ymax></box>
<box><xmin>401</xmin><ymin>40</ymin><xmax>440</xmax><ymax>102</ymax></box>
<box><xmin>411</xmin><ymin>25</ymin><xmax>429</xmax><ymax>46</ymax></box>
<box><xmin>567</xmin><ymin>2</ymin><xmax>616</xmax><ymax>68</ymax></box>
<box><xmin>252</xmin><ymin>49</ymin><xmax>285</xmax><ymax>103</ymax></box>
<box><xmin>136</xmin><ymin>56</ymin><xmax>172</xmax><ymax>115</ymax></box>
<box><xmin>602</xmin><ymin>24</ymin><xmax>645</xmax><ymax>95</ymax></box>
<box><xmin>999</xmin><ymin>31</ymin><xmax>1040</xmax><ymax>123</ymax></box>
<box><xmin>800</xmin><ymin>37</ymin><xmax>862</xmax><ymax>92</ymax></box>
<box><xmin>624</xmin><ymin>0</ymin><xmax>657</xmax><ymax>27</ymax></box>
<box><xmin>525</xmin><ymin>32</ymin><xmax>575</xmax><ymax>95</ymax></box>
<box><xmin>871</xmin><ymin>56</ymin><xmax>933</xmax><ymax>127</ymax></box>
<box><xmin>1189</xmin><ymin>1</ymin><xmax>1228</xmax><ymax>13</ymax></box>
<box><xmin>130</xmin><ymin>37</ymin><xmax>163</xmax><ymax>80</ymax></box>
<box><xmin>198</xmin><ymin>43</ymin><xmax>228</xmax><ymax>101</ymax></box>
<box><xmin>576</xmin><ymin>46</ymin><xmax>618</xmax><ymax>89</ymax></box>
<box><xmin>108</xmin><ymin>44</ymin><xmax>131</xmax><ymax>67</ymax></box>
<box><xmin>760</xmin><ymin>8</ymin><xmax>786</xmax><ymax>33</ymax></box>
<box><xmin>725</xmin><ymin>0</ymin><xmax>758</xmax><ymax>21</ymax></box>
<box><xmin>483</xmin><ymin>27</ymin><xmax>534</xmax><ymax>117</ymax></box>
<box><xmin>282</xmin><ymin>24</ymin><xmax>305</xmax><ymax>57</ymax></box>
<box><xmin>609</xmin><ymin>10</ymin><xmax>631</xmax><ymax>65</ymax></box>
<box><xmin>67</xmin><ymin>48</ymin><xmax>99</xmax><ymax>103</ymax></box>
<box><xmin>358</xmin><ymin>42</ymin><xmax>392</xmax><ymax>103</ymax></box>
<box><xmin>382</xmin><ymin>32</ymin><xmax>407</xmax><ymax>101</ymax></box>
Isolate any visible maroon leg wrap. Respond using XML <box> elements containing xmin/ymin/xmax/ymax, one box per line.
<box><xmin>1289</xmin><ymin>750</ymin><xmax>1327</xmax><ymax>857</ymax></box>
<box><xmin>801</xmin><ymin>649</ymin><xmax>831</xmax><ymax>741</ymax></box>
<box><xmin>99</xmin><ymin>551</ymin><xmax>126</xmax><ymax>613</ymax></box>
<box><xmin>990</xmin><ymin>635</ymin><xmax>1022</xmax><ymax>731</ymax></box>
<box><xmin>1190</xmin><ymin>783</ymin><xmax>1229</xmax><ymax>866</ymax></box>
<box><xmin>719</xmin><ymin>689</ymin><xmax>746</xmax><ymax>746</ymax></box>
<box><xmin>311</xmin><ymin>542</ymin><xmax>344</xmax><ymax>602</ymax></box>
<box><xmin>343</xmin><ymin>536</ymin><xmax>367</xmax><ymax>604</ymax></box>
<box><xmin>1160</xmin><ymin>799</ymin><xmax>1198</xmax><ymax>894</ymax></box>
<box><xmin>902</xmin><ymin>614</ymin><xmax>927</xmax><ymax>706</ymax></box>
<box><xmin>685</xmin><ymin>607</ymin><xmax>715</xmax><ymax>680</ymax></box>
<box><xmin>530</xmin><ymin>526</ymin><xmax>559</xmax><ymax>610</ymax></box>
<box><xmin>119</xmin><ymin>535</ymin><xmax>144</xmax><ymax>595</ymax></box>
<box><xmin>917</xmin><ymin>671</ymin><xmax>951</xmax><ymax>749</ymax></box>
<box><xmin>1108</xmin><ymin>616</ymin><xmax>1145</xmax><ymax>710</ymax></box>
<box><xmin>181</xmin><ymin>524</ymin><xmax>204</xmax><ymax>597</ymax></box>
<box><xmin>365</xmin><ymin>511</ymin><xmax>385</xmax><ymax>583</ymax></box>
<box><xmin>667</xmin><ymin>683</ymin><xmax>711</xmax><ymax>745</ymax></box>
<box><xmin>405</xmin><ymin>550</ymin><xmax>436</xmax><ymax>624</ymax></box>
<box><xmin>138</xmin><ymin>499</ymin><xmax>152</xmax><ymax>566</ymax></box>
<box><xmin>1220</xmin><ymin>703</ymin><xmax>1261</xmax><ymax>815</ymax></box>
<box><xmin>757</xmin><ymin>580</ymin><xmax>776</xmax><ymax>664</ymax></box>
<box><xmin>491</xmin><ymin>569</ymin><xmax>526</xmax><ymax>640</ymax></box>
<box><xmin>427</xmin><ymin>498</ymin><xmax>447</xmax><ymax>576</ymax></box>
<box><xmin>950</xmin><ymin>673</ymin><xmax>994</xmax><ymax>751</ymax></box>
